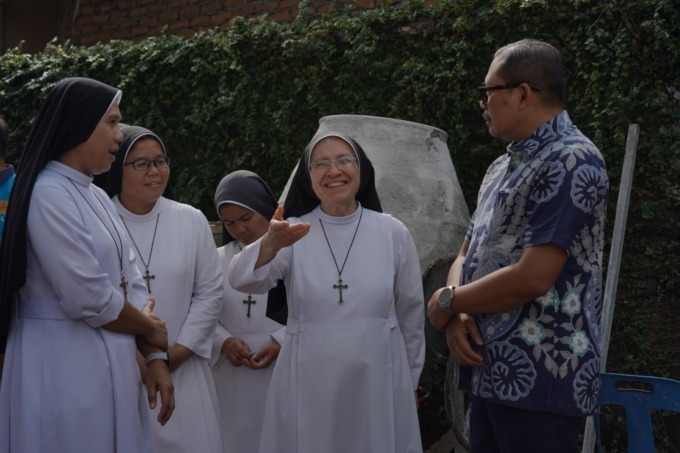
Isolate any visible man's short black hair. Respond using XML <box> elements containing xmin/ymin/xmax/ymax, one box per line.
<box><xmin>495</xmin><ymin>39</ymin><xmax>566</xmax><ymax>106</ymax></box>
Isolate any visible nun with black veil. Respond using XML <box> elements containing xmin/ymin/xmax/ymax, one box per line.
<box><xmin>210</xmin><ymin>170</ymin><xmax>286</xmax><ymax>453</ymax></box>
<box><xmin>228</xmin><ymin>131</ymin><xmax>426</xmax><ymax>453</ymax></box>
<box><xmin>0</xmin><ymin>77</ymin><xmax>174</xmax><ymax>453</ymax></box>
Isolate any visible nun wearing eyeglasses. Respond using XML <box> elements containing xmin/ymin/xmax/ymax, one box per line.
<box><xmin>0</xmin><ymin>78</ymin><xmax>174</xmax><ymax>453</ymax></box>
<box><xmin>228</xmin><ymin>131</ymin><xmax>425</xmax><ymax>453</ymax></box>
<box><xmin>95</xmin><ymin>125</ymin><xmax>224</xmax><ymax>453</ymax></box>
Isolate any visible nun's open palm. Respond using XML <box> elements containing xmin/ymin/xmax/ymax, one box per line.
<box><xmin>256</xmin><ymin>205</ymin><xmax>310</xmax><ymax>268</ymax></box>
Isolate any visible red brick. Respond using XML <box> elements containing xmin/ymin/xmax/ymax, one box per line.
<box><xmin>269</xmin><ymin>10</ymin><xmax>294</xmax><ymax>22</ymax></box>
<box><xmin>169</xmin><ymin>19</ymin><xmax>191</xmax><ymax>30</ymax></box>
<box><xmin>181</xmin><ymin>5</ymin><xmax>201</xmax><ymax>16</ymax></box>
<box><xmin>147</xmin><ymin>3</ymin><xmax>165</xmax><ymax>13</ymax></box>
<box><xmin>200</xmin><ymin>2</ymin><xmax>221</xmax><ymax>13</ymax></box>
<box><xmin>80</xmin><ymin>25</ymin><xmax>100</xmax><ymax>34</ymax></box>
<box><xmin>190</xmin><ymin>16</ymin><xmax>211</xmax><ymax>26</ymax></box>
<box><xmin>280</xmin><ymin>0</ymin><xmax>301</xmax><ymax>8</ymax></box>
<box><xmin>131</xmin><ymin>25</ymin><xmax>150</xmax><ymax>35</ymax></box>
<box><xmin>160</xmin><ymin>11</ymin><xmax>179</xmax><ymax>21</ymax></box>
<box><xmin>92</xmin><ymin>14</ymin><xmax>110</xmax><ymax>24</ymax></box>
<box><xmin>209</xmin><ymin>12</ymin><xmax>231</xmax><ymax>24</ymax></box>
<box><xmin>139</xmin><ymin>16</ymin><xmax>157</xmax><ymax>25</ymax></box>
<box><xmin>101</xmin><ymin>23</ymin><xmax>118</xmax><ymax>32</ymax></box>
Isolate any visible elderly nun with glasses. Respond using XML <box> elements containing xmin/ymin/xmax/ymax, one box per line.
<box><xmin>228</xmin><ymin>131</ymin><xmax>426</xmax><ymax>453</ymax></box>
<box><xmin>95</xmin><ymin>125</ymin><xmax>225</xmax><ymax>453</ymax></box>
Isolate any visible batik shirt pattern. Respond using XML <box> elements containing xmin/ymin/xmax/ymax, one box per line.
<box><xmin>461</xmin><ymin>111</ymin><xmax>609</xmax><ymax>416</ymax></box>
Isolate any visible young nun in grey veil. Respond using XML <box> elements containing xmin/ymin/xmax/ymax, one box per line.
<box><xmin>211</xmin><ymin>169</ymin><xmax>286</xmax><ymax>453</ymax></box>
<box><xmin>0</xmin><ymin>77</ymin><xmax>173</xmax><ymax>453</ymax></box>
<box><xmin>229</xmin><ymin>131</ymin><xmax>425</xmax><ymax>453</ymax></box>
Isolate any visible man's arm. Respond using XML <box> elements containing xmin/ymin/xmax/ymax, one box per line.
<box><xmin>428</xmin><ymin>243</ymin><xmax>567</xmax><ymax>330</ymax></box>
<box><xmin>446</xmin><ymin>241</ymin><xmax>468</xmax><ymax>288</ymax></box>
<box><xmin>453</xmin><ymin>243</ymin><xmax>567</xmax><ymax>313</ymax></box>
<box><xmin>427</xmin><ymin>241</ymin><xmax>468</xmax><ymax>330</ymax></box>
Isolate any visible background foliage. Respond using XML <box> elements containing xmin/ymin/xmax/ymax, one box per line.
<box><xmin>1</xmin><ymin>0</ymin><xmax>679</xmax><ymax>450</ymax></box>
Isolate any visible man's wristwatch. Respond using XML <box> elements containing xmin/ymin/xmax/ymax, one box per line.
<box><xmin>438</xmin><ymin>285</ymin><xmax>456</xmax><ymax>315</ymax></box>
<box><xmin>144</xmin><ymin>351</ymin><xmax>170</xmax><ymax>368</ymax></box>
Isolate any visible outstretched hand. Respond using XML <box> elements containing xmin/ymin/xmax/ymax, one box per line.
<box><xmin>265</xmin><ymin>205</ymin><xmax>310</xmax><ymax>249</ymax></box>
<box><xmin>256</xmin><ymin>205</ymin><xmax>310</xmax><ymax>268</ymax></box>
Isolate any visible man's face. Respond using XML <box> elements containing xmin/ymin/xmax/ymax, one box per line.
<box><xmin>480</xmin><ymin>56</ymin><xmax>522</xmax><ymax>142</ymax></box>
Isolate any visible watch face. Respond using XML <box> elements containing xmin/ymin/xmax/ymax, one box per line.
<box><xmin>439</xmin><ymin>287</ymin><xmax>452</xmax><ymax>305</ymax></box>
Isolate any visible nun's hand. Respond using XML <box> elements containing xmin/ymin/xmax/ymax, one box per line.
<box><xmin>256</xmin><ymin>205</ymin><xmax>310</xmax><ymax>268</ymax></box>
<box><xmin>222</xmin><ymin>337</ymin><xmax>252</xmax><ymax>367</ymax></box>
<box><xmin>245</xmin><ymin>341</ymin><xmax>281</xmax><ymax>370</ymax></box>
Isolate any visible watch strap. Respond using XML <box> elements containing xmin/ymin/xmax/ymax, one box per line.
<box><xmin>144</xmin><ymin>351</ymin><xmax>170</xmax><ymax>367</ymax></box>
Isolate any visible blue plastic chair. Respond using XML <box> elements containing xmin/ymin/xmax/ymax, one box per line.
<box><xmin>595</xmin><ymin>372</ymin><xmax>680</xmax><ymax>452</ymax></box>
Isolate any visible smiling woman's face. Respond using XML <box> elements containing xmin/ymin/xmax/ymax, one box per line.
<box><xmin>120</xmin><ymin>137</ymin><xmax>169</xmax><ymax>214</ymax></box>
<box><xmin>309</xmin><ymin>137</ymin><xmax>360</xmax><ymax>216</ymax></box>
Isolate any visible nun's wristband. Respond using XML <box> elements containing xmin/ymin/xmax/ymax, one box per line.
<box><xmin>144</xmin><ymin>351</ymin><xmax>170</xmax><ymax>368</ymax></box>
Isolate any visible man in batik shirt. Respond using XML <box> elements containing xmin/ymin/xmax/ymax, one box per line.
<box><xmin>428</xmin><ymin>39</ymin><xmax>608</xmax><ymax>452</ymax></box>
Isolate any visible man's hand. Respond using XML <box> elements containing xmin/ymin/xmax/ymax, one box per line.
<box><xmin>445</xmin><ymin>313</ymin><xmax>484</xmax><ymax>366</ymax></box>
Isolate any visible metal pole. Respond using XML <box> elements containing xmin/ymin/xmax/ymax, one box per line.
<box><xmin>581</xmin><ymin>124</ymin><xmax>640</xmax><ymax>452</ymax></box>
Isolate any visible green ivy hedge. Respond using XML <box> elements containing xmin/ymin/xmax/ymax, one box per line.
<box><xmin>2</xmin><ymin>0</ymin><xmax>679</xmax><ymax>448</ymax></box>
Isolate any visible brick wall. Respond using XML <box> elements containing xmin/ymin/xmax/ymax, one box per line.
<box><xmin>65</xmin><ymin>0</ymin><xmax>422</xmax><ymax>46</ymax></box>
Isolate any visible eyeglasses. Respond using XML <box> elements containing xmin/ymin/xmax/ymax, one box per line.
<box><xmin>309</xmin><ymin>155</ymin><xmax>358</xmax><ymax>172</ymax></box>
<box><xmin>124</xmin><ymin>156</ymin><xmax>170</xmax><ymax>171</ymax></box>
<box><xmin>478</xmin><ymin>82</ymin><xmax>541</xmax><ymax>105</ymax></box>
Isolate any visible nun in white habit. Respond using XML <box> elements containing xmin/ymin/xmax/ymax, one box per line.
<box><xmin>211</xmin><ymin>170</ymin><xmax>286</xmax><ymax>453</ymax></box>
<box><xmin>229</xmin><ymin>132</ymin><xmax>426</xmax><ymax>453</ymax></box>
<box><xmin>95</xmin><ymin>125</ymin><xmax>224</xmax><ymax>453</ymax></box>
<box><xmin>0</xmin><ymin>78</ymin><xmax>173</xmax><ymax>453</ymax></box>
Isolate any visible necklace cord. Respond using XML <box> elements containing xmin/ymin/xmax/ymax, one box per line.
<box><xmin>69</xmin><ymin>180</ymin><xmax>124</xmax><ymax>271</ymax></box>
<box><xmin>121</xmin><ymin>213</ymin><xmax>160</xmax><ymax>269</ymax></box>
<box><xmin>318</xmin><ymin>206</ymin><xmax>363</xmax><ymax>276</ymax></box>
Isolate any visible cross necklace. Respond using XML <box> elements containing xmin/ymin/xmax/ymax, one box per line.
<box><xmin>121</xmin><ymin>214</ymin><xmax>160</xmax><ymax>294</ymax></box>
<box><xmin>243</xmin><ymin>294</ymin><xmax>256</xmax><ymax>317</ymax></box>
<box><xmin>236</xmin><ymin>244</ymin><xmax>256</xmax><ymax>317</ymax></box>
<box><xmin>318</xmin><ymin>206</ymin><xmax>363</xmax><ymax>304</ymax></box>
<box><xmin>69</xmin><ymin>180</ymin><xmax>128</xmax><ymax>299</ymax></box>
